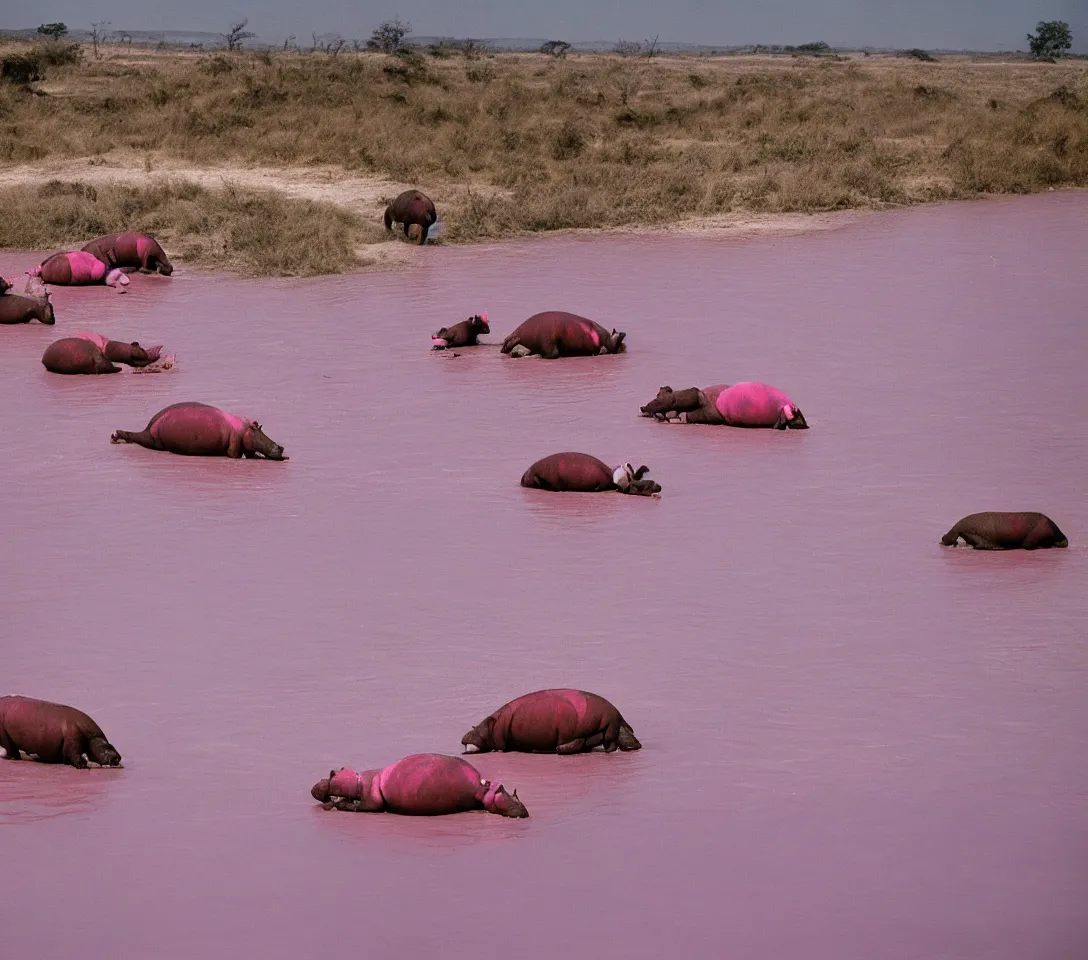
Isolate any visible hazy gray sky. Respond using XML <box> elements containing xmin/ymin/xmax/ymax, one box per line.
<box><xmin>11</xmin><ymin>0</ymin><xmax>1087</xmax><ymax>52</ymax></box>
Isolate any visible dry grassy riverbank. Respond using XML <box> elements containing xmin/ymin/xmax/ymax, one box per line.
<box><xmin>1</xmin><ymin>43</ymin><xmax>1086</xmax><ymax>275</ymax></box>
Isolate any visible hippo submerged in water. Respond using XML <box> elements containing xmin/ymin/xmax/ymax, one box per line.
<box><xmin>432</xmin><ymin>313</ymin><xmax>489</xmax><ymax>349</ymax></box>
<box><xmin>311</xmin><ymin>753</ymin><xmax>528</xmax><ymax>817</ymax></box>
<box><xmin>384</xmin><ymin>190</ymin><xmax>438</xmax><ymax>245</ymax></box>
<box><xmin>941</xmin><ymin>512</ymin><xmax>1068</xmax><ymax>550</ymax></box>
<box><xmin>640</xmin><ymin>382</ymin><xmax>808</xmax><ymax>429</ymax></box>
<box><xmin>521</xmin><ymin>452</ymin><xmax>661</xmax><ymax>496</ymax></box>
<box><xmin>501</xmin><ymin>311</ymin><xmax>626</xmax><ymax>359</ymax></box>
<box><xmin>0</xmin><ymin>276</ymin><xmax>54</xmax><ymax>325</ymax></box>
<box><xmin>31</xmin><ymin>251</ymin><xmax>129</xmax><ymax>289</ymax></box>
<box><xmin>462</xmin><ymin>689</ymin><xmax>642</xmax><ymax>755</ymax></box>
<box><xmin>111</xmin><ymin>402</ymin><xmax>287</xmax><ymax>459</ymax></box>
<box><xmin>82</xmin><ymin>232</ymin><xmax>173</xmax><ymax>275</ymax></box>
<box><xmin>0</xmin><ymin>695</ymin><xmax>122</xmax><ymax>768</ymax></box>
<box><xmin>42</xmin><ymin>333</ymin><xmax>164</xmax><ymax>375</ymax></box>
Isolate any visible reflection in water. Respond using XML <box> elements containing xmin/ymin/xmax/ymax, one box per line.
<box><xmin>2</xmin><ymin>192</ymin><xmax>1087</xmax><ymax>959</ymax></box>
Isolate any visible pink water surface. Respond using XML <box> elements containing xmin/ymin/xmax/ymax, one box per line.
<box><xmin>2</xmin><ymin>193</ymin><xmax>1086</xmax><ymax>959</ymax></box>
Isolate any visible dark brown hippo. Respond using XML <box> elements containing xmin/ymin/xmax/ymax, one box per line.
<box><xmin>501</xmin><ymin>311</ymin><xmax>626</xmax><ymax>359</ymax></box>
<box><xmin>432</xmin><ymin>313</ymin><xmax>489</xmax><ymax>349</ymax></box>
<box><xmin>0</xmin><ymin>285</ymin><xmax>55</xmax><ymax>325</ymax></box>
<box><xmin>640</xmin><ymin>382</ymin><xmax>808</xmax><ymax>429</ymax></box>
<box><xmin>82</xmin><ymin>232</ymin><xmax>173</xmax><ymax>275</ymax></box>
<box><xmin>41</xmin><ymin>338</ymin><xmax>121</xmax><ymax>375</ymax></box>
<box><xmin>111</xmin><ymin>402</ymin><xmax>287</xmax><ymax>459</ymax></box>
<box><xmin>384</xmin><ymin>190</ymin><xmax>438</xmax><ymax>245</ymax></box>
<box><xmin>521</xmin><ymin>452</ymin><xmax>661</xmax><ymax>496</ymax></box>
<box><xmin>310</xmin><ymin>753</ymin><xmax>528</xmax><ymax>817</ymax></box>
<box><xmin>462</xmin><ymin>689</ymin><xmax>642</xmax><ymax>755</ymax></box>
<box><xmin>74</xmin><ymin>332</ymin><xmax>163</xmax><ymax>366</ymax></box>
<box><xmin>941</xmin><ymin>512</ymin><xmax>1068</xmax><ymax>550</ymax></box>
<box><xmin>0</xmin><ymin>695</ymin><xmax>122</xmax><ymax>768</ymax></box>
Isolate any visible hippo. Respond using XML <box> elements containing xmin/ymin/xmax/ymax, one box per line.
<box><xmin>640</xmin><ymin>382</ymin><xmax>808</xmax><ymax>429</ymax></box>
<box><xmin>462</xmin><ymin>689</ymin><xmax>642</xmax><ymax>755</ymax></box>
<box><xmin>521</xmin><ymin>452</ymin><xmax>661</xmax><ymax>496</ymax></box>
<box><xmin>501</xmin><ymin>311</ymin><xmax>626</xmax><ymax>359</ymax></box>
<box><xmin>432</xmin><ymin>313</ymin><xmax>489</xmax><ymax>349</ymax></box>
<box><xmin>31</xmin><ymin>251</ymin><xmax>129</xmax><ymax>289</ymax></box>
<box><xmin>941</xmin><ymin>512</ymin><xmax>1068</xmax><ymax>550</ymax></box>
<box><xmin>310</xmin><ymin>753</ymin><xmax>528</xmax><ymax>817</ymax></box>
<box><xmin>0</xmin><ymin>282</ymin><xmax>55</xmax><ymax>325</ymax></box>
<box><xmin>74</xmin><ymin>332</ymin><xmax>163</xmax><ymax>367</ymax></box>
<box><xmin>110</xmin><ymin>402</ymin><xmax>288</xmax><ymax>459</ymax></box>
<box><xmin>384</xmin><ymin>190</ymin><xmax>438</xmax><ymax>245</ymax></box>
<box><xmin>82</xmin><ymin>232</ymin><xmax>173</xmax><ymax>275</ymax></box>
<box><xmin>42</xmin><ymin>338</ymin><xmax>121</xmax><ymax>375</ymax></box>
<box><xmin>0</xmin><ymin>695</ymin><xmax>122</xmax><ymax>768</ymax></box>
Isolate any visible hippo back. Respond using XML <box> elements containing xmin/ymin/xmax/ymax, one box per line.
<box><xmin>81</xmin><ymin>234</ymin><xmax>120</xmax><ymax>262</ymax></box>
<box><xmin>499</xmin><ymin>689</ymin><xmax>603</xmax><ymax>750</ymax></box>
<box><xmin>714</xmin><ymin>382</ymin><xmax>794</xmax><ymax>427</ymax></box>
<box><xmin>378</xmin><ymin>754</ymin><xmax>484</xmax><ymax>815</ymax></box>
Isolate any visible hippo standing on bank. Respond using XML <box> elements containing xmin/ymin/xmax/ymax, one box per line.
<box><xmin>384</xmin><ymin>190</ymin><xmax>438</xmax><ymax>245</ymax></box>
<box><xmin>82</xmin><ymin>232</ymin><xmax>174</xmax><ymax>275</ymax></box>
<box><xmin>432</xmin><ymin>313</ymin><xmax>489</xmax><ymax>349</ymax></box>
<box><xmin>0</xmin><ymin>278</ymin><xmax>54</xmax><ymax>325</ymax></box>
<box><xmin>111</xmin><ymin>402</ymin><xmax>288</xmax><ymax>459</ymax></box>
<box><xmin>0</xmin><ymin>695</ymin><xmax>122</xmax><ymax>768</ymax></box>
<box><xmin>462</xmin><ymin>689</ymin><xmax>642</xmax><ymax>755</ymax></box>
<box><xmin>941</xmin><ymin>512</ymin><xmax>1068</xmax><ymax>550</ymax></box>
<box><xmin>310</xmin><ymin>753</ymin><xmax>528</xmax><ymax>817</ymax></box>
<box><xmin>521</xmin><ymin>452</ymin><xmax>661</xmax><ymax>496</ymax></box>
<box><xmin>31</xmin><ymin>251</ymin><xmax>129</xmax><ymax>289</ymax></box>
<box><xmin>640</xmin><ymin>382</ymin><xmax>808</xmax><ymax>429</ymax></box>
<box><xmin>501</xmin><ymin>311</ymin><xmax>626</xmax><ymax>359</ymax></box>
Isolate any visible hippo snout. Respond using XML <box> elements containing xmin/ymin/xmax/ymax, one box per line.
<box><xmin>311</xmin><ymin>779</ymin><xmax>332</xmax><ymax>802</ymax></box>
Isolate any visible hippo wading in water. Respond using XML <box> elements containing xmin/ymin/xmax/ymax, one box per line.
<box><xmin>111</xmin><ymin>402</ymin><xmax>287</xmax><ymax>459</ymax></box>
<box><xmin>432</xmin><ymin>313</ymin><xmax>489</xmax><ymax>349</ymax></box>
<box><xmin>384</xmin><ymin>190</ymin><xmax>438</xmax><ymax>245</ymax></box>
<box><xmin>521</xmin><ymin>452</ymin><xmax>661</xmax><ymax>496</ymax></box>
<box><xmin>941</xmin><ymin>512</ymin><xmax>1068</xmax><ymax>550</ymax></box>
<box><xmin>42</xmin><ymin>333</ymin><xmax>165</xmax><ymax>375</ymax></box>
<box><xmin>462</xmin><ymin>689</ymin><xmax>642</xmax><ymax>755</ymax></box>
<box><xmin>31</xmin><ymin>252</ymin><xmax>129</xmax><ymax>289</ymax></box>
<box><xmin>501</xmin><ymin>311</ymin><xmax>626</xmax><ymax>359</ymax></box>
<box><xmin>82</xmin><ymin>232</ymin><xmax>173</xmax><ymax>275</ymax></box>
<box><xmin>640</xmin><ymin>382</ymin><xmax>808</xmax><ymax>429</ymax></box>
<box><xmin>0</xmin><ymin>277</ymin><xmax>54</xmax><ymax>325</ymax></box>
<box><xmin>0</xmin><ymin>695</ymin><xmax>122</xmax><ymax>768</ymax></box>
<box><xmin>310</xmin><ymin>753</ymin><xmax>528</xmax><ymax>818</ymax></box>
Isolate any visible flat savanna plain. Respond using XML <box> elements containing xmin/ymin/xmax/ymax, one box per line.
<box><xmin>1</xmin><ymin>44</ymin><xmax>1086</xmax><ymax>275</ymax></box>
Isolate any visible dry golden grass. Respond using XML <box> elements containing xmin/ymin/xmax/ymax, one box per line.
<box><xmin>1</xmin><ymin>43</ymin><xmax>1086</xmax><ymax>270</ymax></box>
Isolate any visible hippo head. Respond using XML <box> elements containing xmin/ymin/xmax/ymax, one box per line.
<box><xmin>0</xmin><ymin>276</ymin><xmax>11</xmax><ymax>294</ymax></box>
<box><xmin>601</xmin><ymin>329</ymin><xmax>627</xmax><ymax>354</ymax></box>
<box><xmin>483</xmin><ymin>782</ymin><xmax>529</xmax><ymax>818</ymax></box>
<box><xmin>613</xmin><ymin>463</ymin><xmax>660</xmax><ymax>496</ymax></box>
<box><xmin>461</xmin><ymin>717</ymin><xmax>495</xmax><ymax>754</ymax></box>
<box><xmin>156</xmin><ymin>256</ymin><xmax>174</xmax><ymax>277</ymax></box>
<box><xmin>242</xmin><ymin>420</ymin><xmax>288</xmax><ymax>460</ymax></box>
<box><xmin>88</xmin><ymin>737</ymin><xmax>122</xmax><ymax>767</ymax></box>
<box><xmin>469</xmin><ymin>313</ymin><xmax>489</xmax><ymax>335</ymax></box>
<box><xmin>640</xmin><ymin>386</ymin><xmax>678</xmax><ymax>418</ymax></box>
<box><xmin>311</xmin><ymin>767</ymin><xmax>361</xmax><ymax>803</ymax></box>
<box><xmin>775</xmin><ymin>404</ymin><xmax>809</xmax><ymax>430</ymax></box>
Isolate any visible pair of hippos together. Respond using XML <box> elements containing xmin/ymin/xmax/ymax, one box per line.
<box><xmin>29</xmin><ymin>232</ymin><xmax>173</xmax><ymax>290</ymax></box>
<box><xmin>3</xmin><ymin>689</ymin><xmax>641</xmax><ymax>820</ymax></box>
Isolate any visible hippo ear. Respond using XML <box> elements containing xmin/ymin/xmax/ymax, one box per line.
<box><xmin>131</xmin><ymin>341</ymin><xmax>140</xmax><ymax>347</ymax></box>
<box><xmin>513</xmin><ymin>789</ymin><xmax>518</xmax><ymax>799</ymax></box>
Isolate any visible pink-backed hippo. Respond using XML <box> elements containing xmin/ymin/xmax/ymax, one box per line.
<box><xmin>310</xmin><ymin>753</ymin><xmax>528</xmax><ymax>817</ymax></box>
<box><xmin>0</xmin><ymin>695</ymin><xmax>122</xmax><ymax>768</ymax></box>
<box><xmin>640</xmin><ymin>382</ymin><xmax>808</xmax><ymax>429</ymax></box>
<box><xmin>384</xmin><ymin>189</ymin><xmax>438</xmax><ymax>245</ymax></box>
<box><xmin>521</xmin><ymin>452</ymin><xmax>661</xmax><ymax>496</ymax></box>
<box><xmin>432</xmin><ymin>313</ymin><xmax>489</xmax><ymax>349</ymax></box>
<box><xmin>501</xmin><ymin>311</ymin><xmax>626</xmax><ymax>359</ymax></box>
<box><xmin>41</xmin><ymin>338</ymin><xmax>121</xmax><ymax>375</ymax></box>
<box><xmin>82</xmin><ymin>232</ymin><xmax>173</xmax><ymax>275</ymax></box>
<box><xmin>31</xmin><ymin>251</ymin><xmax>129</xmax><ymax>289</ymax></box>
<box><xmin>941</xmin><ymin>512</ymin><xmax>1068</xmax><ymax>550</ymax></box>
<box><xmin>462</xmin><ymin>689</ymin><xmax>642</xmax><ymax>755</ymax></box>
<box><xmin>110</xmin><ymin>402</ymin><xmax>287</xmax><ymax>459</ymax></box>
<box><xmin>73</xmin><ymin>332</ymin><xmax>163</xmax><ymax>366</ymax></box>
<box><xmin>0</xmin><ymin>285</ymin><xmax>55</xmax><ymax>325</ymax></box>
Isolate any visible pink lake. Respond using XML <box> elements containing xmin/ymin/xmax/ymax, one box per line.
<box><xmin>1</xmin><ymin>192</ymin><xmax>1086</xmax><ymax>959</ymax></box>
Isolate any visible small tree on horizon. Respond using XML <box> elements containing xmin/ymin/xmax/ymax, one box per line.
<box><xmin>1027</xmin><ymin>20</ymin><xmax>1072</xmax><ymax>59</ymax></box>
<box><xmin>222</xmin><ymin>19</ymin><xmax>256</xmax><ymax>52</ymax></box>
<box><xmin>367</xmin><ymin>18</ymin><xmax>411</xmax><ymax>54</ymax></box>
<box><xmin>540</xmin><ymin>40</ymin><xmax>571</xmax><ymax>58</ymax></box>
<box><xmin>90</xmin><ymin>21</ymin><xmax>111</xmax><ymax>59</ymax></box>
<box><xmin>37</xmin><ymin>23</ymin><xmax>69</xmax><ymax>40</ymax></box>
